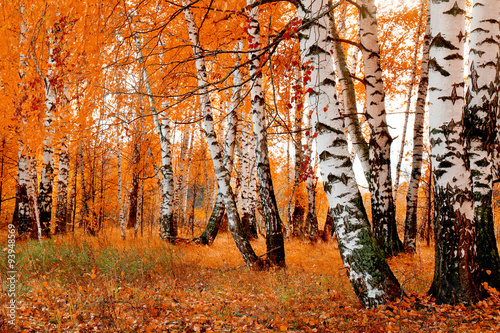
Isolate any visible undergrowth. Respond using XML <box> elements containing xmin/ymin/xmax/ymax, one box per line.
<box><xmin>1</xmin><ymin>229</ymin><xmax>499</xmax><ymax>332</ymax></box>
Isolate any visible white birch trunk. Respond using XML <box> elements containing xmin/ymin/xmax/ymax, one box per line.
<box><xmin>465</xmin><ymin>0</ymin><xmax>500</xmax><ymax>291</ymax></box>
<box><xmin>39</xmin><ymin>22</ymin><xmax>61</xmax><ymax>237</ymax></box>
<box><xmin>239</xmin><ymin>119</ymin><xmax>259</xmax><ymax>239</ymax></box>
<box><xmin>183</xmin><ymin>3</ymin><xmax>265</xmax><ymax>268</ymax></box>
<box><xmin>394</xmin><ymin>0</ymin><xmax>426</xmax><ymax>199</ymax></box>
<box><xmin>404</xmin><ymin>0</ymin><xmax>431</xmax><ymax>252</ymax></box>
<box><xmin>198</xmin><ymin>44</ymin><xmax>242</xmax><ymax>245</ymax></box>
<box><xmin>247</xmin><ymin>0</ymin><xmax>285</xmax><ymax>266</ymax></box>
<box><xmin>13</xmin><ymin>4</ymin><xmax>36</xmax><ymax>237</ymax></box>
<box><xmin>427</xmin><ymin>0</ymin><xmax>480</xmax><ymax>304</ymax></box>
<box><xmin>299</xmin><ymin>0</ymin><xmax>401</xmax><ymax>308</ymax></box>
<box><xmin>135</xmin><ymin>34</ymin><xmax>176</xmax><ymax>242</ymax></box>
<box><xmin>359</xmin><ymin>0</ymin><xmax>403</xmax><ymax>256</ymax></box>
<box><xmin>304</xmin><ymin>112</ymin><xmax>318</xmax><ymax>241</ymax></box>
<box><xmin>328</xmin><ymin>12</ymin><xmax>370</xmax><ymax>178</ymax></box>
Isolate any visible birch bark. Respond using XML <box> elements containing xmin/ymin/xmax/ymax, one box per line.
<box><xmin>135</xmin><ymin>33</ymin><xmax>177</xmax><ymax>242</ymax></box>
<box><xmin>247</xmin><ymin>0</ymin><xmax>286</xmax><ymax>266</ymax></box>
<box><xmin>465</xmin><ymin>0</ymin><xmax>500</xmax><ymax>291</ymax></box>
<box><xmin>39</xmin><ymin>21</ymin><xmax>62</xmax><ymax>238</ymax></box>
<box><xmin>427</xmin><ymin>0</ymin><xmax>480</xmax><ymax>304</ymax></box>
<box><xmin>13</xmin><ymin>5</ymin><xmax>36</xmax><ymax>237</ymax></box>
<box><xmin>198</xmin><ymin>46</ymin><xmax>242</xmax><ymax>245</ymax></box>
<box><xmin>359</xmin><ymin>0</ymin><xmax>403</xmax><ymax>256</ymax></box>
<box><xmin>183</xmin><ymin>3</ymin><xmax>265</xmax><ymax>269</ymax></box>
<box><xmin>404</xmin><ymin>0</ymin><xmax>431</xmax><ymax>252</ymax></box>
<box><xmin>328</xmin><ymin>12</ymin><xmax>370</xmax><ymax>178</ymax></box>
<box><xmin>239</xmin><ymin>120</ymin><xmax>259</xmax><ymax>239</ymax></box>
<box><xmin>393</xmin><ymin>0</ymin><xmax>426</xmax><ymax>199</ymax></box>
<box><xmin>298</xmin><ymin>0</ymin><xmax>401</xmax><ymax>308</ymax></box>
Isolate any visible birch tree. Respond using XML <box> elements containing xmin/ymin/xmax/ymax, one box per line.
<box><xmin>404</xmin><ymin>0</ymin><xmax>431</xmax><ymax>252</ymax></box>
<box><xmin>38</xmin><ymin>20</ymin><xmax>62</xmax><ymax>238</ymax></box>
<box><xmin>465</xmin><ymin>0</ymin><xmax>500</xmax><ymax>291</ymax></box>
<box><xmin>358</xmin><ymin>0</ymin><xmax>403</xmax><ymax>256</ymax></box>
<box><xmin>183</xmin><ymin>2</ymin><xmax>265</xmax><ymax>269</ymax></box>
<box><xmin>133</xmin><ymin>32</ymin><xmax>177</xmax><ymax>243</ymax></box>
<box><xmin>299</xmin><ymin>0</ymin><xmax>401</xmax><ymax>308</ymax></box>
<box><xmin>246</xmin><ymin>0</ymin><xmax>285</xmax><ymax>267</ymax></box>
<box><xmin>328</xmin><ymin>12</ymin><xmax>370</xmax><ymax>178</ymax></box>
<box><xmin>427</xmin><ymin>0</ymin><xmax>480</xmax><ymax>304</ymax></box>
<box><xmin>393</xmin><ymin>0</ymin><xmax>426</xmax><ymax>199</ymax></box>
<box><xmin>239</xmin><ymin>119</ymin><xmax>259</xmax><ymax>239</ymax></box>
<box><xmin>13</xmin><ymin>5</ymin><xmax>36</xmax><ymax>237</ymax></box>
<box><xmin>198</xmin><ymin>46</ymin><xmax>242</xmax><ymax>245</ymax></box>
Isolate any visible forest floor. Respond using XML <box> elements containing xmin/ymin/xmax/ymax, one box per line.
<box><xmin>1</xmin><ymin>229</ymin><xmax>500</xmax><ymax>332</ymax></box>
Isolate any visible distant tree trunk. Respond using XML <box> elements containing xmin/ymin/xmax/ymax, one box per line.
<box><xmin>117</xmin><ymin>138</ymin><xmax>126</xmax><ymax>240</ymax></box>
<box><xmin>289</xmin><ymin>79</ymin><xmax>305</xmax><ymax>238</ymax></box>
<box><xmin>299</xmin><ymin>0</ymin><xmax>402</xmax><ymax>308</ymax></box>
<box><xmin>79</xmin><ymin>145</ymin><xmax>89</xmax><ymax>229</ymax></box>
<box><xmin>55</xmin><ymin>140</ymin><xmax>69</xmax><ymax>234</ymax></box>
<box><xmin>175</xmin><ymin>126</ymin><xmax>190</xmax><ymax>228</ymax></box>
<box><xmin>127</xmin><ymin>166</ymin><xmax>140</xmax><ymax>230</ymax></box>
<box><xmin>183</xmin><ymin>3</ymin><xmax>266</xmax><ymax>269</ymax></box>
<box><xmin>404</xmin><ymin>0</ymin><xmax>430</xmax><ymax>252</ymax></box>
<box><xmin>68</xmin><ymin>153</ymin><xmax>78</xmax><ymax>233</ymax></box>
<box><xmin>135</xmin><ymin>168</ymin><xmax>145</xmax><ymax>237</ymax></box>
<box><xmin>465</xmin><ymin>0</ymin><xmax>500</xmax><ymax>291</ymax></box>
<box><xmin>135</xmin><ymin>33</ymin><xmax>176</xmax><ymax>242</ymax></box>
<box><xmin>28</xmin><ymin>165</ymin><xmax>42</xmax><ymax>241</ymax></box>
<box><xmin>158</xmin><ymin>117</ymin><xmax>177</xmax><ymax>242</ymax></box>
<box><xmin>427</xmin><ymin>0</ymin><xmax>480</xmax><ymax>305</ymax></box>
<box><xmin>239</xmin><ymin>120</ymin><xmax>259</xmax><ymax>240</ymax></box>
<box><xmin>197</xmin><ymin>44</ymin><xmax>242</xmax><ymax>245</ymax></box>
<box><xmin>247</xmin><ymin>0</ymin><xmax>285</xmax><ymax>267</ymax></box>
<box><xmin>359</xmin><ymin>0</ymin><xmax>403</xmax><ymax>257</ymax></box>
<box><xmin>425</xmin><ymin>163</ymin><xmax>433</xmax><ymax>247</ymax></box>
<box><xmin>394</xmin><ymin>0</ymin><xmax>426</xmax><ymax>200</ymax></box>
<box><xmin>306</xmin><ymin>177</ymin><xmax>318</xmax><ymax>241</ymax></box>
<box><xmin>322</xmin><ymin>212</ymin><xmax>334</xmax><ymax>242</ymax></box>
<box><xmin>304</xmin><ymin>114</ymin><xmax>318</xmax><ymax>241</ymax></box>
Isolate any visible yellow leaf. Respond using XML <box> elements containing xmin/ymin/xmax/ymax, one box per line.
<box><xmin>279</xmin><ymin>325</ymin><xmax>287</xmax><ymax>332</ymax></box>
<box><xmin>43</xmin><ymin>281</ymin><xmax>49</xmax><ymax>288</ymax></box>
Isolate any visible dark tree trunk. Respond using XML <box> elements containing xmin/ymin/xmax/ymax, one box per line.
<box><xmin>127</xmin><ymin>173</ymin><xmax>139</xmax><ymax>230</ymax></box>
<box><xmin>241</xmin><ymin>209</ymin><xmax>258</xmax><ymax>240</ymax></box>
<box><xmin>291</xmin><ymin>204</ymin><xmax>305</xmax><ymax>238</ymax></box>
<box><xmin>197</xmin><ymin>190</ymin><xmax>225</xmax><ymax>245</ymax></box>
<box><xmin>322</xmin><ymin>211</ymin><xmax>335</xmax><ymax>242</ymax></box>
